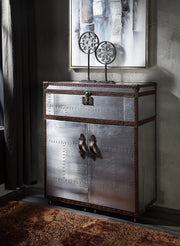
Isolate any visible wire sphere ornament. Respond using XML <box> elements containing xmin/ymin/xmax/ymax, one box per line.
<box><xmin>95</xmin><ymin>41</ymin><xmax>116</xmax><ymax>82</ymax></box>
<box><xmin>79</xmin><ymin>32</ymin><xmax>99</xmax><ymax>81</ymax></box>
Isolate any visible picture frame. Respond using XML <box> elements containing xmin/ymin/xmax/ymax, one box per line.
<box><xmin>69</xmin><ymin>0</ymin><xmax>149</xmax><ymax>69</ymax></box>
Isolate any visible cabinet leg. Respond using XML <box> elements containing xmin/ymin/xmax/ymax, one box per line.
<box><xmin>48</xmin><ymin>199</ymin><xmax>52</xmax><ymax>206</ymax></box>
<box><xmin>83</xmin><ymin>207</ymin><xmax>86</xmax><ymax>212</ymax></box>
<box><xmin>133</xmin><ymin>217</ymin><xmax>137</xmax><ymax>223</ymax></box>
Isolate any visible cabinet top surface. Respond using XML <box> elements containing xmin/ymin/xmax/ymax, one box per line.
<box><xmin>43</xmin><ymin>81</ymin><xmax>157</xmax><ymax>89</ymax></box>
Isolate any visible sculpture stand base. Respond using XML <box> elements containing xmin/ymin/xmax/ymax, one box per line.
<box><xmin>81</xmin><ymin>80</ymin><xmax>97</xmax><ymax>83</ymax></box>
<box><xmin>98</xmin><ymin>80</ymin><xmax>116</xmax><ymax>84</ymax></box>
<box><xmin>81</xmin><ymin>80</ymin><xmax>115</xmax><ymax>84</ymax></box>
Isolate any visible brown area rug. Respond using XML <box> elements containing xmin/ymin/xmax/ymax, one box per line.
<box><xmin>0</xmin><ymin>199</ymin><xmax>180</xmax><ymax>246</ymax></box>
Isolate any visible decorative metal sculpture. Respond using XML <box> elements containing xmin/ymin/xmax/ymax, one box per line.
<box><xmin>95</xmin><ymin>41</ymin><xmax>116</xmax><ymax>82</ymax></box>
<box><xmin>79</xmin><ymin>32</ymin><xmax>99</xmax><ymax>81</ymax></box>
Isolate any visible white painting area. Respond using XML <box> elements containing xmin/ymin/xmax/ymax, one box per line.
<box><xmin>71</xmin><ymin>0</ymin><xmax>147</xmax><ymax>67</ymax></box>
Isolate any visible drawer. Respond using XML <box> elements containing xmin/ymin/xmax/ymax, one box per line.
<box><xmin>46</xmin><ymin>93</ymin><xmax>135</xmax><ymax>122</ymax></box>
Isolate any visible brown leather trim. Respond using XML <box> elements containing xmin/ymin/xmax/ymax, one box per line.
<box><xmin>138</xmin><ymin>116</ymin><xmax>156</xmax><ymax>125</ymax></box>
<box><xmin>138</xmin><ymin>90</ymin><xmax>156</xmax><ymax>97</ymax></box>
<box><xmin>46</xmin><ymin>89</ymin><xmax>135</xmax><ymax>98</ymax></box>
<box><xmin>138</xmin><ymin>198</ymin><xmax>157</xmax><ymax>216</ymax></box>
<box><xmin>46</xmin><ymin>195</ymin><xmax>137</xmax><ymax>217</ymax></box>
<box><xmin>45</xmin><ymin>115</ymin><xmax>135</xmax><ymax>126</ymax></box>
<box><xmin>43</xmin><ymin>90</ymin><xmax>47</xmax><ymax>197</ymax></box>
<box><xmin>155</xmin><ymin>88</ymin><xmax>157</xmax><ymax>201</ymax></box>
<box><xmin>45</xmin><ymin>89</ymin><xmax>156</xmax><ymax>98</ymax></box>
<box><xmin>46</xmin><ymin>195</ymin><xmax>157</xmax><ymax>218</ymax></box>
<box><xmin>45</xmin><ymin>115</ymin><xmax>156</xmax><ymax>126</ymax></box>
<box><xmin>43</xmin><ymin>90</ymin><xmax>46</xmax><ymax>118</ymax></box>
<box><xmin>43</xmin><ymin>81</ymin><xmax>157</xmax><ymax>88</ymax></box>
<box><xmin>43</xmin><ymin>81</ymin><xmax>49</xmax><ymax>89</ymax></box>
<box><xmin>137</xmin><ymin>82</ymin><xmax>157</xmax><ymax>88</ymax></box>
<box><xmin>44</xmin><ymin>119</ymin><xmax>47</xmax><ymax>198</ymax></box>
<box><xmin>134</xmin><ymin>87</ymin><xmax>139</xmax><ymax>214</ymax></box>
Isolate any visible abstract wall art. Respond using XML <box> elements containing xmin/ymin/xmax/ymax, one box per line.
<box><xmin>70</xmin><ymin>0</ymin><xmax>148</xmax><ymax>68</ymax></box>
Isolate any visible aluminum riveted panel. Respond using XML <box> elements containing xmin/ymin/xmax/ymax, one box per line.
<box><xmin>46</xmin><ymin>93</ymin><xmax>135</xmax><ymax>122</ymax></box>
<box><xmin>138</xmin><ymin>95</ymin><xmax>156</xmax><ymax>121</ymax></box>
<box><xmin>138</xmin><ymin>121</ymin><xmax>156</xmax><ymax>210</ymax></box>
<box><xmin>46</xmin><ymin>85</ymin><xmax>135</xmax><ymax>93</ymax></box>
<box><xmin>88</xmin><ymin>124</ymin><xmax>135</xmax><ymax>212</ymax></box>
<box><xmin>139</xmin><ymin>87</ymin><xmax>156</xmax><ymax>93</ymax></box>
<box><xmin>46</xmin><ymin>119</ymin><xmax>88</xmax><ymax>203</ymax></box>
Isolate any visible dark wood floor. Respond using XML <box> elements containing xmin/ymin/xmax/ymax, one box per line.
<box><xmin>1</xmin><ymin>186</ymin><xmax>180</xmax><ymax>237</ymax></box>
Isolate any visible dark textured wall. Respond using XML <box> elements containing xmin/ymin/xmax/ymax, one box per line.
<box><xmin>0</xmin><ymin>72</ymin><xmax>3</xmax><ymax>126</ymax></box>
<box><xmin>34</xmin><ymin>0</ymin><xmax>180</xmax><ymax>210</ymax></box>
<box><xmin>0</xmin><ymin>129</ymin><xmax>4</xmax><ymax>184</ymax></box>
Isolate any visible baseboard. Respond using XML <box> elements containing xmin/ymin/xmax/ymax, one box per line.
<box><xmin>153</xmin><ymin>203</ymin><xmax>180</xmax><ymax>214</ymax></box>
<box><xmin>0</xmin><ymin>184</ymin><xmax>13</xmax><ymax>197</ymax></box>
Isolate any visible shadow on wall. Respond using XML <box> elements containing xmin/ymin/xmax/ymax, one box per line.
<box><xmin>148</xmin><ymin>66</ymin><xmax>180</xmax><ymax>209</ymax></box>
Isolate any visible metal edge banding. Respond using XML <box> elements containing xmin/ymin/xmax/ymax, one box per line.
<box><xmin>45</xmin><ymin>89</ymin><xmax>135</xmax><ymax>98</ymax></box>
<box><xmin>43</xmin><ymin>88</ymin><xmax>47</xmax><ymax>198</ymax></box>
<box><xmin>134</xmin><ymin>87</ymin><xmax>139</xmax><ymax>214</ymax></box>
<box><xmin>45</xmin><ymin>115</ymin><xmax>136</xmax><ymax>126</ymax></box>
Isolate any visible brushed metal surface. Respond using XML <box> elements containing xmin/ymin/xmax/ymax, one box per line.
<box><xmin>88</xmin><ymin>124</ymin><xmax>135</xmax><ymax>212</ymax></box>
<box><xmin>46</xmin><ymin>85</ymin><xmax>135</xmax><ymax>93</ymax></box>
<box><xmin>46</xmin><ymin>118</ymin><xmax>135</xmax><ymax>211</ymax></box>
<box><xmin>46</xmin><ymin>119</ymin><xmax>88</xmax><ymax>202</ymax></box>
<box><xmin>138</xmin><ymin>121</ymin><xmax>156</xmax><ymax>210</ymax></box>
<box><xmin>46</xmin><ymin>93</ymin><xmax>135</xmax><ymax>122</ymax></box>
<box><xmin>138</xmin><ymin>95</ymin><xmax>156</xmax><ymax>120</ymax></box>
<box><xmin>139</xmin><ymin>87</ymin><xmax>155</xmax><ymax>92</ymax></box>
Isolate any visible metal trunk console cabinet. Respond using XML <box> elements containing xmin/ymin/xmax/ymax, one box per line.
<box><xmin>43</xmin><ymin>81</ymin><xmax>157</xmax><ymax>217</ymax></box>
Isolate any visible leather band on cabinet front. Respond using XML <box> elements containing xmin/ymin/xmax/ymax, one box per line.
<box><xmin>45</xmin><ymin>89</ymin><xmax>156</xmax><ymax>98</ymax></box>
<box><xmin>45</xmin><ymin>115</ymin><xmax>156</xmax><ymax>127</ymax></box>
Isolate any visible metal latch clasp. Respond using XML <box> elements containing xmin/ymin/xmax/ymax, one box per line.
<box><xmin>82</xmin><ymin>91</ymin><xmax>94</xmax><ymax>106</ymax></box>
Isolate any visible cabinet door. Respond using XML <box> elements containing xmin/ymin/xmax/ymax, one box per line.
<box><xmin>46</xmin><ymin>119</ymin><xmax>88</xmax><ymax>203</ymax></box>
<box><xmin>88</xmin><ymin>124</ymin><xmax>135</xmax><ymax>212</ymax></box>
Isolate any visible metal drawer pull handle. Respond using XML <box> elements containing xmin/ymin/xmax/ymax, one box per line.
<box><xmin>79</xmin><ymin>134</ymin><xmax>88</xmax><ymax>159</ymax></box>
<box><xmin>89</xmin><ymin>135</ymin><xmax>102</xmax><ymax>161</ymax></box>
<box><xmin>89</xmin><ymin>135</ymin><xmax>97</xmax><ymax>155</ymax></box>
